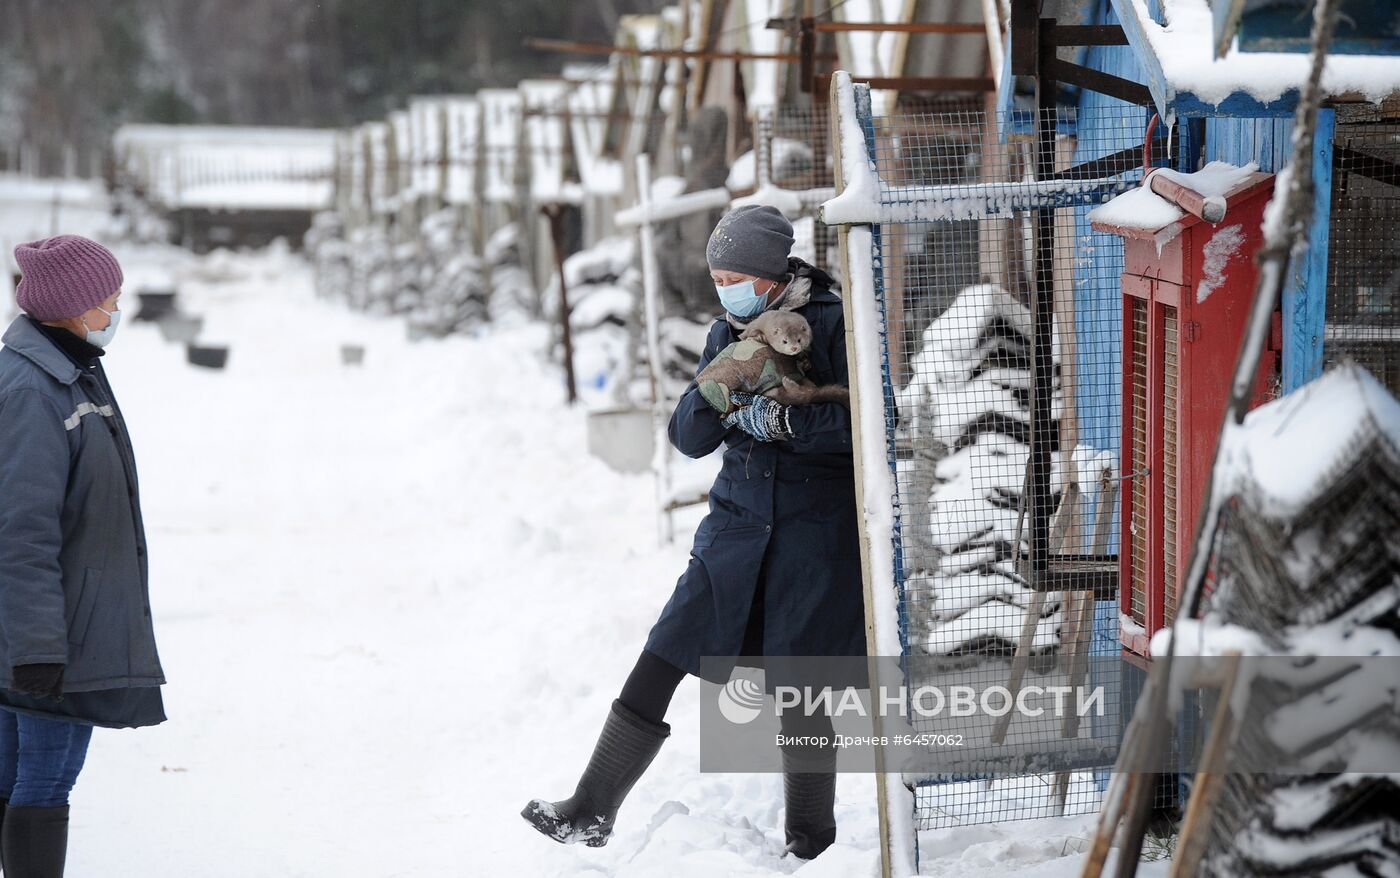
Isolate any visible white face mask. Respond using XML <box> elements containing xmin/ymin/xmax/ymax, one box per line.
<box><xmin>82</xmin><ymin>307</ymin><xmax>121</xmax><ymax>348</ymax></box>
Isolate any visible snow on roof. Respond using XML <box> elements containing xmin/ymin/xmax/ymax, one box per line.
<box><xmin>1215</xmin><ymin>363</ymin><xmax>1400</xmax><ymax>520</ymax></box>
<box><xmin>113</xmin><ymin>124</ymin><xmax>336</xmax><ymax>212</ymax></box>
<box><xmin>1120</xmin><ymin>0</ymin><xmax>1400</xmax><ymax>114</ymax></box>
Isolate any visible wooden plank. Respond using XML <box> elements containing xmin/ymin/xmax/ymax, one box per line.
<box><xmin>982</xmin><ymin>0</ymin><xmax>1005</xmax><ymax>79</ymax></box>
<box><xmin>1029</xmin><ymin>19</ymin><xmax>1059</xmax><ymax>584</ymax></box>
<box><xmin>1045</xmin><ymin>24</ymin><xmax>1131</xmax><ymax>46</ymax></box>
<box><xmin>1051</xmin><ymin>588</ymin><xmax>1099</xmax><ymax>811</ymax></box>
<box><xmin>814</xmin><ymin>73</ymin><xmax>996</xmax><ymax>92</ymax></box>
<box><xmin>1046</xmin><ymin>58</ymin><xmax>1153</xmax><ymax>107</ymax></box>
<box><xmin>522</xmin><ymin>37</ymin><xmax>831</xmax><ymax>63</ymax></box>
<box><xmin>1335</xmin><ymin>144</ymin><xmax>1400</xmax><ymax>186</ymax></box>
<box><xmin>816</xmin><ymin>21</ymin><xmax>984</xmax><ymax>33</ymax></box>
<box><xmin>800</xmin><ymin>15</ymin><xmax>816</xmax><ymax>94</ymax></box>
<box><xmin>830</xmin><ymin>75</ymin><xmax>895</xmax><ymax>878</ymax></box>
<box><xmin>1170</xmin><ymin>653</ymin><xmax>1244</xmax><ymax>877</ymax></box>
<box><xmin>1046</xmin><ymin>144</ymin><xmax>1149</xmax><ymax>181</ymax></box>
<box><xmin>1011</xmin><ymin>0</ymin><xmax>1038</xmax><ymax>76</ymax></box>
<box><xmin>1080</xmin><ymin>675</ymin><xmax>1156</xmax><ymax>878</ymax></box>
<box><xmin>1282</xmin><ymin>108</ymin><xmax>1333</xmax><ymax>392</ymax></box>
<box><xmin>990</xmin><ymin>590</ymin><xmax>1047</xmax><ymax>745</ymax></box>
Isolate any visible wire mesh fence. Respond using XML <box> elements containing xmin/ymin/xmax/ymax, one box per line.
<box><xmin>1325</xmin><ymin>118</ymin><xmax>1400</xmax><ymax>394</ymax></box>
<box><xmin>752</xmin><ymin>104</ymin><xmax>841</xmax><ymax>277</ymax></box>
<box><xmin>845</xmin><ymin>100</ymin><xmax>1182</xmax><ymax>833</ymax></box>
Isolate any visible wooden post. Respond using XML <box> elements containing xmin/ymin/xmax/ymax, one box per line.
<box><xmin>831</xmin><ymin>74</ymin><xmax>895</xmax><ymax>878</ymax></box>
<box><xmin>1282</xmin><ymin>108</ymin><xmax>1334</xmax><ymax>392</ymax></box>
<box><xmin>1170</xmin><ymin>653</ymin><xmax>1243</xmax><ymax>877</ymax></box>
<box><xmin>541</xmin><ymin>204</ymin><xmax>579</xmax><ymax>405</ymax></box>
<box><xmin>1028</xmin><ymin>18</ymin><xmax>1058</xmax><ymax>587</ymax></box>
<box><xmin>635</xmin><ymin>154</ymin><xmax>675</xmax><ymax>544</ymax></box>
<box><xmin>799</xmin><ymin>11</ymin><xmax>816</xmax><ymax>94</ymax></box>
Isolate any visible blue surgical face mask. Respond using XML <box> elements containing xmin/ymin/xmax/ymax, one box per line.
<box><xmin>716</xmin><ymin>278</ymin><xmax>773</xmax><ymax>318</ymax></box>
<box><xmin>82</xmin><ymin>307</ymin><xmax>121</xmax><ymax>348</ymax></box>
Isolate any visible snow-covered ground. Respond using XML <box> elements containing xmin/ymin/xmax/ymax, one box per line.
<box><xmin>54</xmin><ymin>247</ymin><xmax>1154</xmax><ymax>876</ymax></box>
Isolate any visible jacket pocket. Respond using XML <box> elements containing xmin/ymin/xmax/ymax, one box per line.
<box><xmin>68</xmin><ymin>567</ymin><xmax>102</xmax><ymax>647</ymax></box>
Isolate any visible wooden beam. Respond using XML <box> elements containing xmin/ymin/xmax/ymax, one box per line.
<box><xmin>815</xmin><ymin>21</ymin><xmax>985</xmax><ymax>33</ymax></box>
<box><xmin>1044</xmin><ymin>24</ymin><xmax>1131</xmax><ymax>46</ymax></box>
<box><xmin>1045</xmin><ymin>143</ymin><xmax>1154</xmax><ymax>181</ymax></box>
<box><xmin>1046</xmin><ymin>58</ymin><xmax>1154</xmax><ymax>106</ymax></box>
<box><xmin>523</xmin><ymin>109</ymin><xmax>646</xmax><ymax>120</ymax></box>
<box><xmin>1010</xmin><ymin>0</ymin><xmax>1038</xmax><ymax>76</ymax></box>
<box><xmin>1334</xmin><ymin>142</ymin><xmax>1400</xmax><ymax>186</ymax></box>
<box><xmin>815</xmin><ymin>73</ymin><xmax>996</xmax><ymax>92</ymax></box>
<box><xmin>1169</xmin><ymin>654</ymin><xmax>1244</xmax><ymax>878</ymax></box>
<box><xmin>524</xmin><ymin>37</ymin><xmax>834</xmax><ymax>63</ymax></box>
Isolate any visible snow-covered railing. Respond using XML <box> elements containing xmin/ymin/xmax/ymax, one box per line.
<box><xmin>613</xmin><ymin>187</ymin><xmax>732</xmax><ymax>228</ymax></box>
<box><xmin>820</xmin><ymin>71</ymin><xmax>1134</xmax><ymax>225</ymax></box>
<box><xmin>829</xmin><ymin>177</ymin><xmax>1139</xmax><ymax>224</ymax></box>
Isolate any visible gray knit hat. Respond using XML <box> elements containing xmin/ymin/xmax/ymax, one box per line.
<box><xmin>706</xmin><ymin>205</ymin><xmax>794</xmax><ymax>282</ymax></box>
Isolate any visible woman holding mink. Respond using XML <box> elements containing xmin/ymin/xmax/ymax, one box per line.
<box><xmin>522</xmin><ymin>205</ymin><xmax>866</xmax><ymax>861</ymax></box>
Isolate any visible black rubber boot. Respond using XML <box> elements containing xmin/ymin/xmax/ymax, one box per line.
<box><xmin>0</xmin><ymin>803</ymin><xmax>69</xmax><ymax>877</ymax></box>
<box><xmin>781</xmin><ymin>742</ymin><xmax>838</xmax><ymax>860</ymax></box>
<box><xmin>522</xmin><ymin>699</ymin><xmax>670</xmax><ymax>847</ymax></box>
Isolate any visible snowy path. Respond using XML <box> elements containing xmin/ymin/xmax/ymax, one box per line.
<box><xmin>60</xmin><ymin>250</ymin><xmax>1142</xmax><ymax>876</ymax></box>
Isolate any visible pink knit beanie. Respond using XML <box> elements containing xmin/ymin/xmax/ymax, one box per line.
<box><xmin>14</xmin><ymin>235</ymin><xmax>124</xmax><ymax>321</ymax></box>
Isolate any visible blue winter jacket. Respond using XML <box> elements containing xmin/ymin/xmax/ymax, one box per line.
<box><xmin>0</xmin><ymin>315</ymin><xmax>165</xmax><ymax>693</ymax></box>
<box><xmin>644</xmin><ymin>259</ymin><xmax>867</xmax><ymax>685</ymax></box>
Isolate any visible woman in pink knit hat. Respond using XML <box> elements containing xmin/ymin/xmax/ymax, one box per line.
<box><xmin>0</xmin><ymin>235</ymin><xmax>166</xmax><ymax>876</ymax></box>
